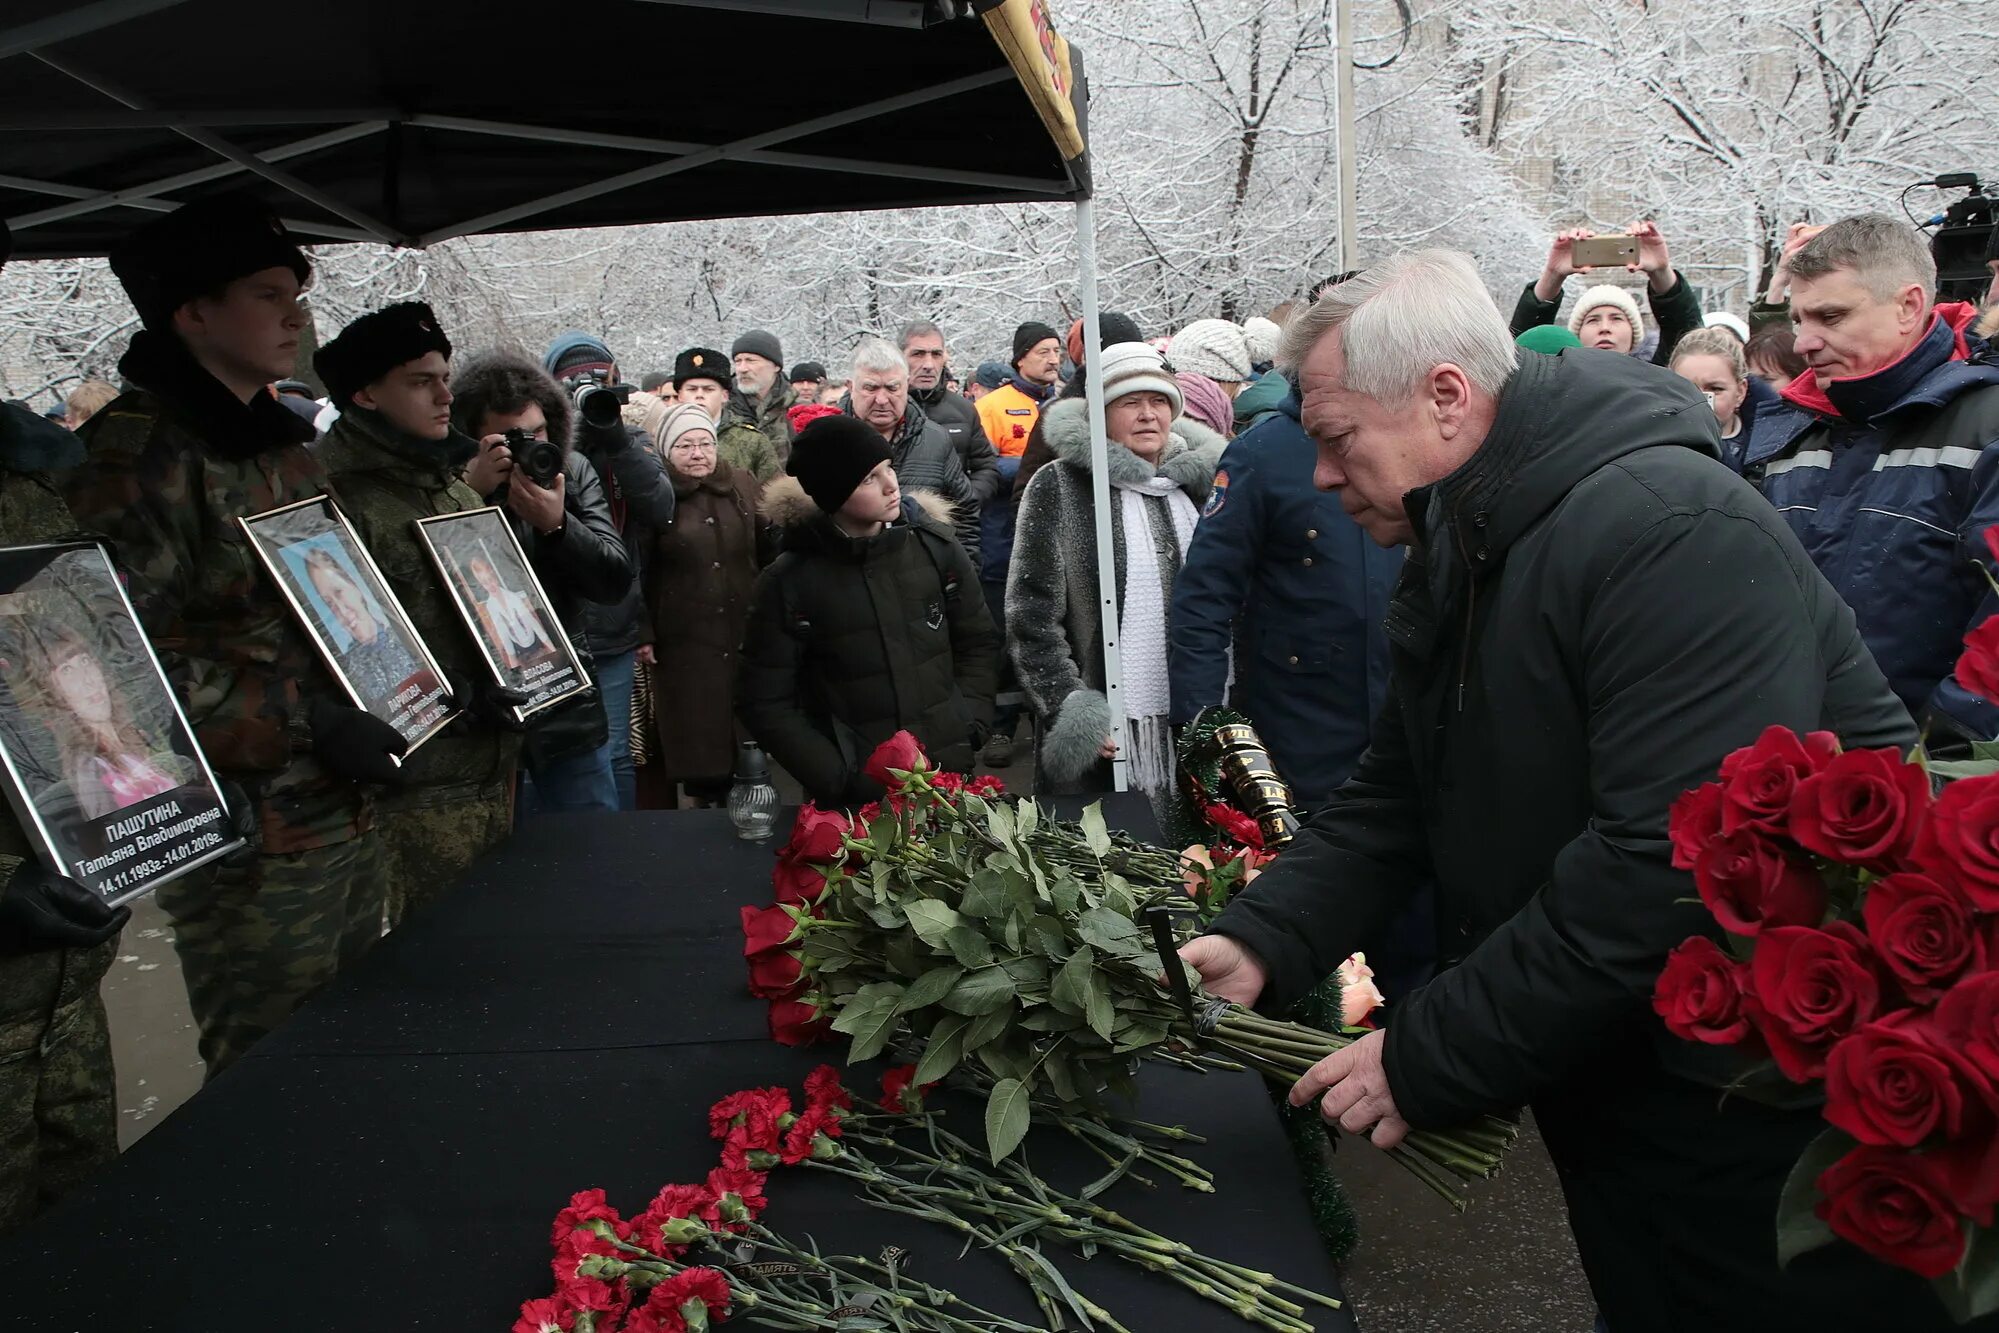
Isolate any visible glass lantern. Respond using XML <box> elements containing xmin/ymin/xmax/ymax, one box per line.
<box><xmin>728</xmin><ymin>742</ymin><xmax>779</xmax><ymax>842</ymax></box>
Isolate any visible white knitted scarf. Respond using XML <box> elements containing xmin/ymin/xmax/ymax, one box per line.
<box><xmin>1115</xmin><ymin>474</ymin><xmax>1199</xmax><ymax>795</ymax></box>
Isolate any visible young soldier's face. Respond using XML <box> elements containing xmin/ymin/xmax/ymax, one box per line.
<box><xmin>176</xmin><ymin>266</ymin><xmax>309</xmax><ymax>387</ymax></box>
<box><xmin>355</xmin><ymin>352</ymin><xmax>454</xmax><ymax>441</ymax></box>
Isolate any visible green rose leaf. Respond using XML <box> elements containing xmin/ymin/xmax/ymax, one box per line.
<box><xmin>941</xmin><ymin>966</ymin><xmax>1016</xmax><ymax>1015</ymax></box>
<box><xmin>963</xmin><ymin>1004</ymin><xmax>1014</xmax><ymax>1051</ymax></box>
<box><xmin>1017</xmin><ymin>799</ymin><xmax>1041</xmax><ymax>837</ymax></box>
<box><xmin>1083</xmin><ymin>967</ymin><xmax>1116</xmax><ymax>1041</ymax></box>
<box><xmin>985</xmin><ymin>1077</ymin><xmax>1033</xmax><ymax>1162</ymax></box>
<box><xmin>944</xmin><ymin>926</ymin><xmax>996</xmax><ymax>969</ymax></box>
<box><xmin>1051</xmin><ymin>944</ymin><xmax>1098</xmax><ymax>1017</ymax></box>
<box><xmin>961</xmin><ymin>870</ymin><xmax>1010</xmax><ymax>920</ymax></box>
<box><xmin>1079</xmin><ymin>803</ymin><xmax>1112</xmax><ymax>859</ymax></box>
<box><xmin>1020</xmin><ymin>1008</ymin><xmax>1085</xmax><ymax>1033</ymax></box>
<box><xmin>987</xmin><ymin>802</ymin><xmax>1017</xmax><ymax>845</ymax></box>
<box><xmin>1933</xmin><ymin>1223</ymin><xmax>1999</xmax><ymax>1324</ymax></box>
<box><xmin>832</xmin><ymin>982</ymin><xmax>908</xmax><ymax>1063</ymax></box>
<box><xmin>903</xmin><ymin>900</ymin><xmax>966</xmax><ymax>949</ymax></box>
<box><xmin>898</xmin><ymin>965</ymin><xmax>966</xmax><ymax>1013</ymax></box>
<box><xmin>913</xmin><ymin>1013</ymin><xmax>972</xmax><ymax>1085</ymax></box>
<box><xmin>1076</xmin><ymin>906</ymin><xmax>1148</xmax><ymax>957</ymax></box>
<box><xmin>1775</xmin><ymin>1127</ymin><xmax>1853</xmax><ymax>1268</ymax></box>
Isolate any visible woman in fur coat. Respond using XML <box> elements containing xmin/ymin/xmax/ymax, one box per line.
<box><xmin>1007</xmin><ymin>341</ymin><xmax>1226</xmax><ymax>797</ymax></box>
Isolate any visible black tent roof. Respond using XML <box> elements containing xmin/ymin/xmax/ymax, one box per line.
<box><xmin>0</xmin><ymin>0</ymin><xmax>1090</xmax><ymax>260</ymax></box>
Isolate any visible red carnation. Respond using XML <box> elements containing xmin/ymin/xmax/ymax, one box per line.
<box><xmin>636</xmin><ymin>1267</ymin><xmax>733</xmax><ymax>1332</ymax></box>
<box><xmin>933</xmin><ymin>771</ymin><xmax>966</xmax><ymax>795</ymax></box>
<box><xmin>1746</xmin><ymin>922</ymin><xmax>1883</xmax><ymax>1082</ymax></box>
<box><xmin>1936</xmin><ymin>971</ymin><xmax>1999</xmax><ymax>1087</ymax></box>
<box><xmin>628</xmin><ymin>1182</ymin><xmax>718</xmax><ymax>1257</ymax></box>
<box><xmin>1203</xmin><ymin>800</ymin><xmax>1264</xmax><ymax>849</ymax></box>
<box><xmin>514</xmin><ymin>1296</ymin><xmax>578</xmax><ymax>1333</ymax></box>
<box><xmin>864</xmin><ymin>730</ymin><xmax>930</xmax><ymax>787</ymax></box>
<box><xmin>784</xmin><ymin>804</ymin><xmax>851</xmax><ymax>863</ymax></box>
<box><xmin>1958</xmin><ymin>617</ymin><xmax>1999</xmax><ymax>707</ymax></box>
<box><xmin>1651</xmin><ymin>936</ymin><xmax>1755</xmax><ymax>1045</ymax></box>
<box><xmin>704</xmin><ymin>1165</ymin><xmax>769</xmax><ymax>1221</ymax></box>
<box><xmin>1826</xmin><ymin>1012</ymin><xmax>1992</xmax><ymax>1151</ymax></box>
<box><xmin>708</xmin><ymin>1086</ymin><xmax>792</xmax><ymax>1143</ymax></box>
<box><xmin>782</xmin><ymin>1103</ymin><xmax>844</xmax><ymax>1164</ymax></box>
<box><xmin>787</xmin><ymin>402</ymin><xmax>841</xmax><ymax>434</ymax></box>
<box><xmin>549</xmin><ymin>1188</ymin><xmax>625</xmax><ymax>1247</ymax></box>
<box><xmin>1863</xmin><ymin>872</ymin><xmax>1987</xmax><ymax>1002</ymax></box>
<box><xmin>1917</xmin><ymin>775</ymin><xmax>1999</xmax><ymax>911</ymax></box>
<box><xmin>769</xmin><ymin>996</ymin><xmax>832</xmax><ymax>1047</ymax></box>
<box><xmin>1669</xmin><ymin>781</ymin><xmax>1726</xmax><ymax>872</ymax></box>
<box><xmin>741</xmin><ymin>903</ymin><xmax>799</xmax><ymax>959</ymax></box>
<box><xmin>967</xmin><ymin>774</ymin><xmax>1007</xmax><ymax>798</ymax></box>
<box><xmin>1693</xmin><ymin>828</ymin><xmax>1827</xmax><ymax>936</ymax></box>
<box><xmin>1816</xmin><ymin>1144</ymin><xmax>1972</xmax><ymax>1279</ymax></box>
<box><xmin>772</xmin><ymin>853</ymin><xmax>830</xmax><ymax>905</ymax></box>
<box><xmin>803</xmin><ymin>1064</ymin><xmax>854</xmax><ymax>1112</ymax></box>
<box><xmin>1716</xmin><ymin>725</ymin><xmax>1839</xmax><ymax>836</ymax></box>
<box><xmin>1788</xmin><ymin>746</ymin><xmax>1929</xmax><ymax>870</ymax></box>
<box><xmin>551</xmin><ymin>1225</ymin><xmax>621</xmax><ymax>1288</ymax></box>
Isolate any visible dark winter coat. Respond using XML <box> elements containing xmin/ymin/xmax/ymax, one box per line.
<box><xmin>574</xmin><ymin>418</ymin><xmax>675</xmax><ymax>660</ymax></box>
<box><xmin>840</xmin><ymin>396</ymin><xmax>981</xmax><ymax>562</ymax></box>
<box><xmin>1212</xmin><ymin>348</ymin><xmax>1924</xmax><ymax>1332</ymax></box>
<box><xmin>1746</xmin><ymin>308</ymin><xmax>1999</xmax><ymax>744</ymax></box>
<box><xmin>644</xmin><ymin>460</ymin><xmax>763</xmax><ymax>782</ymax></box>
<box><xmin>911</xmin><ymin>384</ymin><xmax>1001</xmax><ymax>503</ymax></box>
<box><xmin>1167</xmin><ymin>389</ymin><xmax>1400</xmax><ymax>804</ymax></box>
<box><xmin>737</xmin><ymin>480</ymin><xmax>998</xmax><ymax>807</ymax></box>
<box><xmin>1508</xmin><ymin>270</ymin><xmax>1705</xmax><ymax>366</ymax></box>
<box><xmin>1007</xmin><ymin>398</ymin><xmax>1226</xmax><ymax>792</ymax></box>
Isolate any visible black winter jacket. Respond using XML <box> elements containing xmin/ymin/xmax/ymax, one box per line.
<box><xmin>737</xmin><ymin>479</ymin><xmax>999</xmax><ymax>807</ymax></box>
<box><xmin>911</xmin><ymin>384</ymin><xmax>1001</xmax><ymax>504</ymax></box>
<box><xmin>574</xmin><ymin>419</ymin><xmax>675</xmax><ymax>659</ymax></box>
<box><xmin>1212</xmin><ymin>349</ymin><xmax>1919</xmax><ymax>1328</ymax></box>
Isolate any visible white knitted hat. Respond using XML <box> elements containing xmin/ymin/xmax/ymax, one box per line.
<box><xmin>1167</xmin><ymin>319</ymin><xmax>1253</xmax><ymax>384</ymax></box>
<box><xmin>1242</xmin><ymin>316</ymin><xmax>1282</xmax><ymax>369</ymax></box>
<box><xmin>655</xmin><ymin>400</ymin><xmax>717</xmax><ymax>454</ymax></box>
<box><xmin>1567</xmin><ymin>284</ymin><xmax>1645</xmax><ymax>346</ymax></box>
<box><xmin>1099</xmin><ymin>341</ymin><xmax>1184</xmax><ymax>418</ymax></box>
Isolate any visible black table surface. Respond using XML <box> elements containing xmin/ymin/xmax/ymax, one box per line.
<box><xmin>0</xmin><ymin>798</ymin><xmax>1357</xmax><ymax>1332</ymax></box>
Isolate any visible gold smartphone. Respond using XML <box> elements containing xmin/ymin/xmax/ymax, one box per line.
<box><xmin>1571</xmin><ymin>236</ymin><xmax>1639</xmax><ymax>269</ymax></box>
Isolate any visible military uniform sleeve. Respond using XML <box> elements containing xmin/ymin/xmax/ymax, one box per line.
<box><xmin>1169</xmin><ymin>437</ymin><xmax>1263</xmax><ymax>724</ymax></box>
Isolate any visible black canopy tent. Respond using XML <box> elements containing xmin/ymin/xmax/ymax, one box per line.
<box><xmin>0</xmin><ymin>0</ymin><xmax>1090</xmax><ymax>258</ymax></box>
<box><xmin>0</xmin><ymin>0</ymin><xmax>1141</xmax><ymax>785</ymax></box>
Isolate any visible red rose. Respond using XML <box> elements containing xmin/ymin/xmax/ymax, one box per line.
<box><xmin>1746</xmin><ymin>922</ymin><xmax>1882</xmax><ymax>1082</ymax></box>
<box><xmin>1826</xmin><ymin>1012</ymin><xmax>1991</xmax><ymax>1149</ymax></box>
<box><xmin>1863</xmin><ymin>872</ymin><xmax>1987</xmax><ymax>1001</ymax></box>
<box><xmin>740</xmin><ymin>903</ymin><xmax>798</xmax><ymax>960</ymax></box>
<box><xmin>768</xmin><ymin>996</ymin><xmax>831</xmax><ymax>1047</ymax></box>
<box><xmin>784</xmin><ymin>804</ymin><xmax>851</xmax><ymax>863</ymax></box>
<box><xmin>1917</xmin><ymin>775</ymin><xmax>1999</xmax><ymax>911</ymax></box>
<box><xmin>1717</xmin><ymin>725</ymin><xmax>1839</xmax><ymax>836</ymax></box>
<box><xmin>747</xmin><ymin>948</ymin><xmax>803</xmax><ymax>1000</ymax></box>
<box><xmin>1651</xmin><ymin>936</ymin><xmax>1755</xmax><ymax>1045</ymax></box>
<box><xmin>772</xmin><ymin>853</ymin><xmax>830</xmax><ymax>905</ymax></box>
<box><xmin>879</xmin><ymin>1063</ymin><xmax>937</xmax><ymax>1113</ymax></box>
<box><xmin>864</xmin><ymin>730</ymin><xmax>930</xmax><ymax>787</ymax></box>
<box><xmin>1693</xmin><ymin>828</ymin><xmax>1826</xmax><ymax>936</ymax></box>
<box><xmin>1958</xmin><ymin>616</ymin><xmax>1999</xmax><ymax>707</ymax></box>
<box><xmin>803</xmin><ymin>1064</ymin><xmax>854</xmax><ymax>1112</ymax></box>
<box><xmin>1788</xmin><ymin>747</ymin><xmax>1930</xmax><ymax>870</ymax></box>
<box><xmin>1669</xmin><ymin>781</ymin><xmax>1726</xmax><ymax>872</ymax></box>
<box><xmin>1936</xmin><ymin>971</ymin><xmax>1999</xmax><ymax>1086</ymax></box>
<box><xmin>1815</xmin><ymin>1144</ymin><xmax>1971</xmax><ymax>1279</ymax></box>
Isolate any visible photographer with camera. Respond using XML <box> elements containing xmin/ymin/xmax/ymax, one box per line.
<box><xmin>1510</xmin><ymin>221</ymin><xmax>1703</xmax><ymax>364</ymax></box>
<box><xmin>543</xmin><ymin>333</ymin><xmax>675</xmax><ymax>812</ymax></box>
<box><xmin>450</xmin><ymin>349</ymin><xmax>631</xmax><ymax>816</ymax></box>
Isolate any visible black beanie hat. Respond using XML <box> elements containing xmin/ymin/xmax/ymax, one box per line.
<box><xmin>731</xmin><ymin>329</ymin><xmax>783</xmax><ymax>367</ymax></box>
<box><xmin>673</xmin><ymin>346</ymin><xmax>729</xmax><ymax>390</ymax></box>
<box><xmin>1012</xmin><ymin>320</ymin><xmax>1061</xmax><ymax>366</ymax></box>
<box><xmin>789</xmin><ymin>414</ymin><xmax>892</xmax><ymax>513</ymax></box>
<box><xmin>788</xmin><ymin>361</ymin><xmax>827</xmax><ymax>385</ymax></box>
<box><xmin>110</xmin><ymin>193</ymin><xmax>311</xmax><ymax>331</ymax></box>
<box><xmin>315</xmin><ymin>302</ymin><xmax>453</xmax><ymax>409</ymax></box>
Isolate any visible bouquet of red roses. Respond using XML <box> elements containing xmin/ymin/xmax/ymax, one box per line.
<box><xmin>1654</xmin><ymin>724</ymin><xmax>1999</xmax><ymax>1319</ymax></box>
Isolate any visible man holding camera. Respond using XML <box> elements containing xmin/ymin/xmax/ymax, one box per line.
<box><xmin>312</xmin><ymin>303</ymin><xmax>529</xmax><ymax>924</ymax></box>
<box><xmin>542</xmin><ymin>333</ymin><xmax>675</xmax><ymax>812</ymax></box>
<box><xmin>449</xmin><ymin>350</ymin><xmax>631</xmax><ymax>815</ymax></box>
<box><xmin>64</xmin><ymin>195</ymin><xmax>407</xmax><ymax>1077</ymax></box>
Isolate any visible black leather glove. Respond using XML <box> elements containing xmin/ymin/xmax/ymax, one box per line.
<box><xmin>0</xmin><ymin>862</ymin><xmax>130</xmax><ymax>954</ymax></box>
<box><xmin>307</xmin><ymin>696</ymin><xmax>408</xmax><ymax>785</ymax></box>
<box><xmin>217</xmin><ymin>780</ymin><xmax>260</xmax><ymax>869</ymax></box>
<box><xmin>444</xmin><ymin>671</ymin><xmax>532</xmax><ymax>735</ymax></box>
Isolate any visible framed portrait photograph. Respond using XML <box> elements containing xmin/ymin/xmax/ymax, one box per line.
<box><xmin>0</xmin><ymin>541</ymin><xmax>246</xmax><ymax>907</ymax></box>
<box><xmin>237</xmin><ymin>496</ymin><xmax>454</xmax><ymax>754</ymax></box>
<box><xmin>413</xmin><ymin>508</ymin><xmax>590</xmax><ymax>724</ymax></box>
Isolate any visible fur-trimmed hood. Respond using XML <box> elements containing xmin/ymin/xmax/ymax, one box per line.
<box><xmin>1038</xmin><ymin>395</ymin><xmax>1225</xmax><ymax>494</ymax></box>
<box><xmin>759</xmin><ymin>475</ymin><xmax>955</xmax><ymax>553</ymax></box>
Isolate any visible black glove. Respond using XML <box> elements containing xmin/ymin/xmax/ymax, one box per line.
<box><xmin>307</xmin><ymin>696</ymin><xmax>408</xmax><ymax>785</ymax></box>
<box><xmin>0</xmin><ymin>862</ymin><xmax>129</xmax><ymax>954</ymax></box>
<box><xmin>444</xmin><ymin>671</ymin><xmax>532</xmax><ymax>735</ymax></box>
<box><xmin>217</xmin><ymin>780</ymin><xmax>260</xmax><ymax>869</ymax></box>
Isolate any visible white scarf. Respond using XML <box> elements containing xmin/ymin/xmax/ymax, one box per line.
<box><xmin>1114</xmin><ymin>473</ymin><xmax>1200</xmax><ymax>795</ymax></box>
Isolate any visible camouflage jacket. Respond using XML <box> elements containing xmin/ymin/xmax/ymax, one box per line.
<box><xmin>314</xmin><ymin>408</ymin><xmax>522</xmax><ymax>805</ymax></box>
<box><xmin>65</xmin><ymin>331</ymin><xmax>368</xmax><ymax>853</ymax></box>
<box><xmin>719</xmin><ymin>382</ymin><xmax>796</xmax><ymax>480</ymax></box>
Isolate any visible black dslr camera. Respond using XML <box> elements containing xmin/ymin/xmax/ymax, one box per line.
<box><xmin>502</xmin><ymin>427</ymin><xmax>565</xmax><ymax>488</ymax></box>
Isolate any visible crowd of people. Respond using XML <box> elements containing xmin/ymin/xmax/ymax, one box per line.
<box><xmin>4</xmin><ymin>189</ymin><xmax>1999</xmax><ymax>1329</ymax></box>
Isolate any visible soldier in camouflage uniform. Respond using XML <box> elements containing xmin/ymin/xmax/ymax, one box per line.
<box><xmin>313</xmin><ymin>303</ymin><xmax>525</xmax><ymax>925</ymax></box>
<box><xmin>0</xmin><ymin>229</ymin><xmax>131</xmax><ymax>1228</ymax></box>
<box><xmin>63</xmin><ymin>197</ymin><xmax>408</xmax><ymax>1079</ymax></box>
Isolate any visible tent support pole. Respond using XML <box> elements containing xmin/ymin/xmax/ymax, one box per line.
<box><xmin>1075</xmin><ymin>196</ymin><xmax>1127</xmax><ymax>793</ymax></box>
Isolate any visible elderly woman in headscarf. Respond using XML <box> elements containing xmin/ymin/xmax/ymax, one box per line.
<box><xmin>1007</xmin><ymin>341</ymin><xmax>1226</xmax><ymax>800</ymax></box>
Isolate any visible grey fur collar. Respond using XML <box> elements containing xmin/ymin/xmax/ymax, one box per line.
<box><xmin>1039</xmin><ymin>396</ymin><xmax>1224</xmax><ymax>493</ymax></box>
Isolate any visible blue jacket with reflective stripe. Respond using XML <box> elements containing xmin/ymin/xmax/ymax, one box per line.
<box><xmin>1167</xmin><ymin>390</ymin><xmax>1401</xmax><ymax>803</ymax></box>
<box><xmin>1746</xmin><ymin>323</ymin><xmax>1999</xmax><ymax>740</ymax></box>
